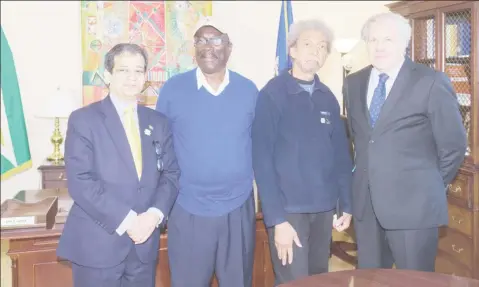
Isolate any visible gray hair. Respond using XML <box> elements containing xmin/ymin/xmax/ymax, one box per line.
<box><xmin>361</xmin><ymin>12</ymin><xmax>411</xmax><ymax>50</ymax></box>
<box><xmin>104</xmin><ymin>43</ymin><xmax>148</xmax><ymax>73</ymax></box>
<box><xmin>287</xmin><ymin>19</ymin><xmax>334</xmax><ymax>53</ymax></box>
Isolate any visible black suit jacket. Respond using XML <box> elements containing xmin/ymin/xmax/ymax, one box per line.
<box><xmin>343</xmin><ymin>57</ymin><xmax>467</xmax><ymax>230</ymax></box>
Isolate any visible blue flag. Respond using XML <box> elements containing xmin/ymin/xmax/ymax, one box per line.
<box><xmin>275</xmin><ymin>0</ymin><xmax>294</xmax><ymax>76</ymax></box>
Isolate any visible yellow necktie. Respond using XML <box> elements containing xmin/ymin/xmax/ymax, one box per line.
<box><xmin>124</xmin><ymin>107</ymin><xmax>142</xmax><ymax>178</ymax></box>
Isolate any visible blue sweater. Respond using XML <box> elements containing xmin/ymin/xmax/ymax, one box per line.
<box><xmin>156</xmin><ymin>69</ymin><xmax>258</xmax><ymax>216</ymax></box>
<box><xmin>252</xmin><ymin>71</ymin><xmax>353</xmax><ymax>228</ymax></box>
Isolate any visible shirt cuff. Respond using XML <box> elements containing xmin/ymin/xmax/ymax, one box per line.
<box><xmin>147</xmin><ymin>207</ymin><xmax>164</xmax><ymax>228</ymax></box>
<box><xmin>115</xmin><ymin>209</ymin><xmax>137</xmax><ymax>236</ymax></box>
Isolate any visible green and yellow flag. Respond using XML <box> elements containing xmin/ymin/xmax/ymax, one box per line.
<box><xmin>1</xmin><ymin>26</ymin><xmax>32</xmax><ymax>180</ymax></box>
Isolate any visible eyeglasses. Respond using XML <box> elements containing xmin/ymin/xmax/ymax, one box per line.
<box><xmin>194</xmin><ymin>35</ymin><xmax>229</xmax><ymax>47</ymax></box>
<box><xmin>153</xmin><ymin>141</ymin><xmax>164</xmax><ymax>172</ymax></box>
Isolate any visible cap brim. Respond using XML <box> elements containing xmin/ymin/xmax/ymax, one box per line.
<box><xmin>195</xmin><ymin>24</ymin><xmax>224</xmax><ymax>35</ymax></box>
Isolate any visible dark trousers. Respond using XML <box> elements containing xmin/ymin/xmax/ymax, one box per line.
<box><xmin>354</xmin><ymin>189</ymin><xmax>439</xmax><ymax>271</ymax></box>
<box><xmin>267</xmin><ymin>210</ymin><xmax>334</xmax><ymax>286</ymax></box>
<box><xmin>72</xmin><ymin>247</ymin><xmax>156</xmax><ymax>287</ymax></box>
<box><xmin>167</xmin><ymin>195</ymin><xmax>256</xmax><ymax>287</ymax></box>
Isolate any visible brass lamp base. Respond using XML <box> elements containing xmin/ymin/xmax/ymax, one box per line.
<box><xmin>47</xmin><ymin>117</ymin><xmax>64</xmax><ymax>165</ymax></box>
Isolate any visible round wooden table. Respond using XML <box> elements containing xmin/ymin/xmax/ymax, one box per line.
<box><xmin>278</xmin><ymin>269</ymin><xmax>479</xmax><ymax>287</ymax></box>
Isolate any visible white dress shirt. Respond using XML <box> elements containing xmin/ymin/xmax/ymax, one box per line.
<box><xmin>367</xmin><ymin>58</ymin><xmax>405</xmax><ymax>109</ymax></box>
<box><xmin>109</xmin><ymin>94</ymin><xmax>164</xmax><ymax>236</ymax></box>
<box><xmin>196</xmin><ymin>67</ymin><xmax>230</xmax><ymax>96</ymax></box>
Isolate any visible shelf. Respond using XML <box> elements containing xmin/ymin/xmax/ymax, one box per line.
<box><xmin>445</xmin><ymin>56</ymin><xmax>470</xmax><ymax>64</ymax></box>
<box><xmin>414</xmin><ymin>58</ymin><xmax>435</xmax><ymax>65</ymax></box>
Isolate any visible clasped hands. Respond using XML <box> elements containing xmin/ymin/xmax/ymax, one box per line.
<box><xmin>274</xmin><ymin>213</ymin><xmax>352</xmax><ymax>266</ymax></box>
<box><xmin>127</xmin><ymin>212</ymin><xmax>161</xmax><ymax>244</ymax></box>
<box><xmin>332</xmin><ymin>212</ymin><xmax>352</xmax><ymax>232</ymax></box>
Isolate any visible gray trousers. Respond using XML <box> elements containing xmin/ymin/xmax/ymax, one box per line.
<box><xmin>267</xmin><ymin>210</ymin><xmax>334</xmax><ymax>286</ymax></box>
<box><xmin>354</xmin><ymin>189</ymin><xmax>438</xmax><ymax>271</ymax></box>
<box><xmin>167</xmin><ymin>195</ymin><xmax>256</xmax><ymax>287</ymax></box>
<box><xmin>72</xmin><ymin>247</ymin><xmax>156</xmax><ymax>287</ymax></box>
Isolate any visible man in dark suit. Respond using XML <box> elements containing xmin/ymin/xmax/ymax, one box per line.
<box><xmin>57</xmin><ymin>43</ymin><xmax>180</xmax><ymax>287</ymax></box>
<box><xmin>344</xmin><ymin>12</ymin><xmax>467</xmax><ymax>271</ymax></box>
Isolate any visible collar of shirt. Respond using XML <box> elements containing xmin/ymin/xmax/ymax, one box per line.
<box><xmin>367</xmin><ymin>57</ymin><xmax>405</xmax><ymax>108</ymax></box>
<box><xmin>110</xmin><ymin>93</ymin><xmax>137</xmax><ymax>117</ymax></box>
<box><xmin>282</xmin><ymin>70</ymin><xmax>328</xmax><ymax>95</ymax></box>
<box><xmin>196</xmin><ymin>67</ymin><xmax>230</xmax><ymax>96</ymax></box>
<box><xmin>370</xmin><ymin>57</ymin><xmax>405</xmax><ymax>86</ymax></box>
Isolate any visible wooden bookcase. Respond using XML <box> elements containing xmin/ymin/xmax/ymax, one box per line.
<box><xmin>388</xmin><ymin>1</ymin><xmax>479</xmax><ymax>279</ymax></box>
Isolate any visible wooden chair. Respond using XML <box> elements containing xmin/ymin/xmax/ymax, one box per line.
<box><xmin>330</xmin><ymin>224</ymin><xmax>358</xmax><ymax>266</ymax></box>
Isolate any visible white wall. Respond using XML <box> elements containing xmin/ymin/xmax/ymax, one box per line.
<box><xmin>0</xmin><ymin>1</ymin><xmax>394</xmax><ymax>202</ymax></box>
<box><xmin>1</xmin><ymin>1</ymin><xmax>82</xmax><ymax>202</ymax></box>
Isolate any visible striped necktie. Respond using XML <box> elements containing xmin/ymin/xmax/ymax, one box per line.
<box><xmin>124</xmin><ymin>107</ymin><xmax>142</xmax><ymax>178</ymax></box>
<box><xmin>369</xmin><ymin>73</ymin><xmax>389</xmax><ymax>128</ymax></box>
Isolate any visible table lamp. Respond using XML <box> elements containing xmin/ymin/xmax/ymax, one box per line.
<box><xmin>334</xmin><ymin>38</ymin><xmax>359</xmax><ymax>74</ymax></box>
<box><xmin>35</xmin><ymin>86</ymin><xmax>78</xmax><ymax>165</ymax></box>
<box><xmin>334</xmin><ymin>38</ymin><xmax>359</xmax><ymax>114</ymax></box>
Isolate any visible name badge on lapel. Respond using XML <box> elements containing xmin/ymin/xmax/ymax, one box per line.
<box><xmin>320</xmin><ymin>111</ymin><xmax>331</xmax><ymax>124</ymax></box>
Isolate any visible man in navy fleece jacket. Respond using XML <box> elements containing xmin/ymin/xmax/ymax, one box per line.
<box><xmin>252</xmin><ymin>19</ymin><xmax>353</xmax><ymax>285</ymax></box>
<box><xmin>156</xmin><ymin>17</ymin><xmax>258</xmax><ymax>287</ymax></box>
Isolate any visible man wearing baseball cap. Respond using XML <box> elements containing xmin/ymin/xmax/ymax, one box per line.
<box><xmin>156</xmin><ymin>16</ymin><xmax>259</xmax><ymax>287</ymax></box>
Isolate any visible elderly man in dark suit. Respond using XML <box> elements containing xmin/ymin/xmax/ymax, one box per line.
<box><xmin>57</xmin><ymin>43</ymin><xmax>180</xmax><ymax>287</ymax></box>
<box><xmin>343</xmin><ymin>12</ymin><xmax>467</xmax><ymax>271</ymax></box>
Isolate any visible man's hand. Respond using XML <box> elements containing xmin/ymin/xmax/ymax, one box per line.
<box><xmin>127</xmin><ymin>212</ymin><xmax>161</xmax><ymax>244</ymax></box>
<box><xmin>333</xmin><ymin>212</ymin><xmax>352</xmax><ymax>232</ymax></box>
<box><xmin>274</xmin><ymin>221</ymin><xmax>302</xmax><ymax>266</ymax></box>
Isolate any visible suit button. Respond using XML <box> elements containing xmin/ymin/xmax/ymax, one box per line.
<box><xmin>369</xmin><ymin>140</ymin><xmax>374</xmax><ymax>143</ymax></box>
<box><xmin>363</xmin><ymin>168</ymin><xmax>367</xmax><ymax>172</ymax></box>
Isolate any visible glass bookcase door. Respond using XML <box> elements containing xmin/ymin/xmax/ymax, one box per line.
<box><xmin>412</xmin><ymin>16</ymin><xmax>436</xmax><ymax>68</ymax></box>
<box><xmin>443</xmin><ymin>9</ymin><xmax>473</xmax><ymax>157</ymax></box>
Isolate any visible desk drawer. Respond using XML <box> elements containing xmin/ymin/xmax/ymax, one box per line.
<box><xmin>447</xmin><ymin>204</ymin><xmax>472</xmax><ymax>237</ymax></box>
<box><xmin>43</xmin><ymin>169</ymin><xmax>67</xmax><ymax>181</ymax></box>
<box><xmin>9</xmin><ymin>236</ymin><xmax>60</xmax><ymax>253</ymax></box>
<box><xmin>437</xmin><ymin>228</ymin><xmax>472</xmax><ymax>267</ymax></box>
<box><xmin>435</xmin><ymin>252</ymin><xmax>472</xmax><ymax>278</ymax></box>
<box><xmin>43</xmin><ymin>180</ymin><xmax>68</xmax><ymax>189</ymax></box>
<box><xmin>447</xmin><ymin>173</ymin><xmax>472</xmax><ymax>206</ymax></box>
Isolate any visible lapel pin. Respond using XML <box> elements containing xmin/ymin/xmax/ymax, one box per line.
<box><xmin>148</xmin><ymin>125</ymin><xmax>154</xmax><ymax>130</ymax></box>
<box><xmin>144</xmin><ymin>129</ymin><xmax>151</xmax><ymax>136</ymax></box>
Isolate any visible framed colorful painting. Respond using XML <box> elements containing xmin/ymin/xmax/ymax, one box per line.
<box><xmin>81</xmin><ymin>1</ymin><xmax>212</xmax><ymax>108</ymax></box>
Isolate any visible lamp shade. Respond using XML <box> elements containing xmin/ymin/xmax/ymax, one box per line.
<box><xmin>334</xmin><ymin>38</ymin><xmax>359</xmax><ymax>54</ymax></box>
<box><xmin>35</xmin><ymin>86</ymin><xmax>78</xmax><ymax>119</ymax></box>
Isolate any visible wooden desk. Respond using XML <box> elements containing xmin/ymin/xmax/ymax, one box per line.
<box><xmin>278</xmin><ymin>269</ymin><xmax>479</xmax><ymax>287</ymax></box>
<box><xmin>1</xmin><ymin>212</ymin><xmax>274</xmax><ymax>287</ymax></box>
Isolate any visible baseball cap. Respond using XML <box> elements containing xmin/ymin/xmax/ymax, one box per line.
<box><xmin>194</xmin><ymin>16</ymin><xmax>231</xmax><ymax>41</ymax></box>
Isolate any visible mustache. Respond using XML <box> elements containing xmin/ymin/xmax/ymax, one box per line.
<box><xmin>199</xmin><ymin>52</ymin><xmax>218</xmax><ymax>59</ymax></box>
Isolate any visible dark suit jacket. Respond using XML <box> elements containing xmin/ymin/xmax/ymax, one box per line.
<box><xmin>343</xmin><ymin>57</ymin><xmax>467</xmax><ymax>230</ymax></box>
<box><xmin>57</xmin><ymin>96</ymin><xmax>180</xmax><ymax>268</ymax></box>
